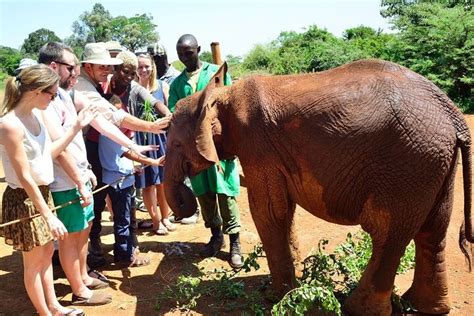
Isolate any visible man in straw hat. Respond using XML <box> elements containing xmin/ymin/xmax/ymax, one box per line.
<box><xmin>75</xmin><ymin>42</ymin><xmax>171</xmax><ymax>266</ymax></box>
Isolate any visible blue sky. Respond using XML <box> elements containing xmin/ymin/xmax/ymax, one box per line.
<box><xmin>0</xmin><ymin>0</ymin><xmax>391</xmax><ymax>62</ymax></box>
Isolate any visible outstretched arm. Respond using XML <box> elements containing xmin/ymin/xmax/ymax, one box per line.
<box><xmin>120</xmin><ymin>113</ymin><xmax>171</xmax><ymax>134</ymax></box>
<box><xmin>123</xmin><ymin>150</ymin><xmax>165</xmax><ymax>167</ymax></box>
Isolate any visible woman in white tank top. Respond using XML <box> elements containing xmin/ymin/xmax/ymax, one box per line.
<box><xmin>0</xmin><ymin>64</ymin><xmax>96</xmax><ymax>316</ymax></box>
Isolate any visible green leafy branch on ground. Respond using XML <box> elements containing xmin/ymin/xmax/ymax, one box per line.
<box><xmin>156</xmin><ymin>231</ymin><xmax>415</xmax><ymax>315</ymax></box>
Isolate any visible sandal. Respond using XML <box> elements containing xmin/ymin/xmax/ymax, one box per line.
<box><xmin>85</xmin><ymin>277</ymin><xmax>109</xmax><ymax>290</ymax></box>
<box><xmin>161</xmin><ymin>218</ymin><xmax>177</xmax><ymax>231</ymax></box>
<box><xmin>155</xmin><ymin>226</ymin><xmax>169</xmax><ymax>236</ymax></box>
<box><xmin>137</xmin><ymin>220</ymin><xmax>153</xmax><ymax>230</ymax></box>
<box><xmin>71</xmin><ymin>291</ymin><xmax>112</xmax><ymax>306</ymax></box>
<box><xmin>87</xmin><ymin>269</ymin><xmax>109</xmax><ymax>283</ymax></box>
<box><xmin>51</xmin><ymin>306</ymin><xmax>84</xmax><ymax>316</ymax></box>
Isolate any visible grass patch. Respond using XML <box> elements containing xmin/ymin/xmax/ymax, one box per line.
<box><xmin>156</xmin><ymin>231</ymin><xmax>416</xmax><ymax>315</ymax></box>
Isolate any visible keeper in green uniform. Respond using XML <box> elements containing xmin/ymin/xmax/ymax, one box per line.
<box><xmin>168</xmin><ymin>34</ymin><xmax>242</xmax><ymax>269</ymax></box>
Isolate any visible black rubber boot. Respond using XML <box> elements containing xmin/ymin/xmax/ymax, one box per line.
<box><xmin>200</xmin><ymin>226</ymin><xmax>225</xmax><ymax>257</ymax></box>
<box><xmin>229</xmin><ymin>233</ymin><xmax>243</xmax><ymax>269</ymax></box>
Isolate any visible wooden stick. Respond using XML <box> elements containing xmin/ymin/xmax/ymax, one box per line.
<box><xmin>0</xmin><ymin>164</ymin><xmax>144</xmax><ymax>228</ymax></box>
<box><xmin>211</xmin><ymin>42</ymin><xmax>223</xmax><ymax>65</ymax></box>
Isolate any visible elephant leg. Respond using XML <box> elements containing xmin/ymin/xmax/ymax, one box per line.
<box><xmin>246</xmin><ymin>170</ymin><xmax>297</xmax><ymax>298</ymax></box>
<box><xmin>289</xmin><ymin>219</ymin><xmax>303</xmax><ymax>279</ymax></box>
<box><xmin>345</xmin><ymin>216</ymin><xmax>415</xmax><ymax>316</ymax></box>
<box><xmin>402</xmin><ymin>184</ymin><xmax>454</xmax><ymax>314</ymax></box>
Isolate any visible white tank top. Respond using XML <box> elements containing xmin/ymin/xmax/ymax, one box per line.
<box><xmin>0</xmin><ymin>109</ymin><xmax>54</xmax><ymax>189</ymax></box>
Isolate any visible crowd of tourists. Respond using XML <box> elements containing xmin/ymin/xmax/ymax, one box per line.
<box><xmin>0</xmin><ymin>34</ymin><xmax>243</xmax><ymax>316</ymax></box>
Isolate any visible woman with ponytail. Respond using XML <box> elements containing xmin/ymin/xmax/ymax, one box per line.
<box><xmin>0</xmin><ymin>64</ymin><xmax>96</xmax><ymax>315</ymax></box>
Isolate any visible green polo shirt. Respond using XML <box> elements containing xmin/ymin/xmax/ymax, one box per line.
<box><xmin>169</xmin><ymin>62</ymin><xmax>239</xmax><ymax>197</ymax></box>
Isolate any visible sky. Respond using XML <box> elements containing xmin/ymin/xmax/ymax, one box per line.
<box><xmin>0</xmin><ymin>0</ymin><xmax>392</xmax><ymax>62</ymax></box>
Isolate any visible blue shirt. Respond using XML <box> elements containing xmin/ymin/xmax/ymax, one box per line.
<box><xmin>98</xmin><ymin>135</ymin><xmax>135</xmax><ymax>189</ymax></box>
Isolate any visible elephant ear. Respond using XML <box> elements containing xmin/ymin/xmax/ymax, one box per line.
<box><xmin>195</xmin><ymin>63</ymin><xmax>228</xmax><ymax>169</ymax></box>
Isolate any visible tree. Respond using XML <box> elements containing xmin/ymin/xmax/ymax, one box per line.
<box><xmin>70</xmin><ymin>3</ymin><xmax>113</xmax><ymax>49</ymax></box>
<box><xmin>21</xmin><ymin>28</ymin><xmax>61</xmax><ymax>56</ymax></box>
<box><xmin>382</xmin><ymin>1</ymin><xmax>474</xmax><ymax>111</ymax></box>
<box><xmin>199</xmin><ymin>51</ymin><xmax>213</xmax><ymax>63</ymax></box>
<box><xmin>0</xmin><ymin>46</ymin><xmax>22</xmax><ymax>75</ymax></box>
<box><xmin>342</xmin><ymin>26</ymin><xmax>378</xmax><ymax>40</ymax></box>
<box><xmin>342</xmin><ymin>26</ymin><xmax>402</xmax><ymax>61</ymax></box>
<box><xmin>110</xmin><ymin>14</ymin><xmax>158</xmax><ymax>52</ymax></box>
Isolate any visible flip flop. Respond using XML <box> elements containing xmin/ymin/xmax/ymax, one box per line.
<box><xmin>71</xmin><ymin>291</ymin><xmax>112</xmax><ymax>306</ymax></box>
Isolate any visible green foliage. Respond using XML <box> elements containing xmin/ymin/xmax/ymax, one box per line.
<box><xmin>0</xmin><ymin>46</ymin><xmax>22</xmax><ymax>75</ymax></box>
<box><xmin>68</xmin><ymin>3</ymin><xmax>159</xmax><ymax>53</ymax></box>
<box><xmin>273</xmin><ymin>232</ymin><xmax>415</xmax><ymax>315</ymax></box>
<box><xmin>157</xmin><ymin>246</ymin><xmax>267</xmax><ymax>314</ymax></box>
<box><xmin>21</xmin><ymin>28</ymin><xmax>61</xmax><ymax>56</ymax></box>
<box><xmin>385</xmin><ymin>1</ymin><xmax>474</xmax><ymax>111</ymax></box>
<box><xmin>71</xmin><ymin>3</ymin><xmax>113</xmax><ymax>45</ymax></box>
<box><xmin>109</xmin><ymin>14</ymin><xmax>158</xmax><ymax>52</ymax></box>
<box><xmin>199</xmin><ymin>51</ymin><xmax>213</xmax><ymax>63</ymax></box>
<box><xmin>141</xmin><ymin>99</ymin><xmax>156</xmax><ymax>122</ymax></box>
<box><xmin>243</xmin><ymin>25</ymin><xmax>370</xmax><ymax>75</ymax></box>
<box><xmin>157</xmin><ymin>232</ymin><xmax>415</xmax><ymax>315</ymax></box>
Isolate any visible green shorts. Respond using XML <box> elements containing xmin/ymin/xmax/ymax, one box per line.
<box><xmin>52</xmin><ymin>183</ymin><xmax>95</xmax><ymax>233</ymax></box>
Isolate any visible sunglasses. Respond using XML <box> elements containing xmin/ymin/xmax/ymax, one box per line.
<box><xmin>54</xmin><ymin>60</ymin><xmax>75</xmax><ymax>73</ymax></box>
<box><xmin>42</xmin><ymin>89</ymin><xmax>58</xmax><ymax>101</ymax></box>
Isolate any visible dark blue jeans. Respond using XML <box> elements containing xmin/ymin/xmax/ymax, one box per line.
<box><xmin>107</xmin><ymin>185</ymin><xmax>134</xmax><ymax>262</ymax></box>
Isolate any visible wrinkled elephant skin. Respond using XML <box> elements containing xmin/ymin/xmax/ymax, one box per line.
<box><xmin>164</xmin><ymin>59</ymin><xmax>472</xmax><ymax>316</ymax></box>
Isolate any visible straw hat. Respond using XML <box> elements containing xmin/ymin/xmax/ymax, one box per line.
<box><xmin>81</xmin><ymin>42</ymin><xmax>123</xmax><ymax>65</ymax></box>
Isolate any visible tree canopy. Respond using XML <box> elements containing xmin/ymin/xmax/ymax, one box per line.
<box><xmin>67</xmin><ymin>3</ymin><xmax>158</xmax><ymax>53</ymax></box>
<box><xmin>21</xmin><ymin>28</ymin><xmax>61</xmax><ymax>57</ymax></box>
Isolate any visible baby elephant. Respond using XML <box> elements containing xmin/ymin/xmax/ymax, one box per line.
<box><xmin>164</xmin><ymin>59</ymin><xmax>472</xmax><ymax>315</ymax></box>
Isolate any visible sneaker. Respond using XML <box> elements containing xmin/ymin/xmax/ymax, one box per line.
<box><xmin>180</xmin><ymin>210</ymin><xmax>200</xmax><ymax>225</ymax></box>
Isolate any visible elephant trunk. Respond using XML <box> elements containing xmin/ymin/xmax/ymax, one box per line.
<box><xmin>164</xmin><ymin>179</ymin><xmax>198</xmax><ymax>219</ymax></box>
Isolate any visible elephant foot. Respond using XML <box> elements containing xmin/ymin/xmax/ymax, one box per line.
<box><xmin>262</xmin><ymin>279</ymin><xmax>294</xmax><ymax>303</ymax></box>
<box><xmin>402</xmin><ymin>287</ymin><xmax>451</xmax><ymax>314</ymax></box>
<box><xmin>343</xmin><ymin>286</ymin><xmax>392</xmax><ymax>316</ymax></box>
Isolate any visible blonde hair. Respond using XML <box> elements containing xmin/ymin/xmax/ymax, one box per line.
<box><xmin>137</xmin><ymin>54</ymin><xmax>158</xmax><ymax>92</ymax></box>
<box><xmin>1</xmin><ymin>64</ymin><xmax>59</xmax><ymax>115</ymax></box>
<box><xmin>116</xmin><ymin>51</ymin><xmax>138</xmax><ymax>70</ymax></box>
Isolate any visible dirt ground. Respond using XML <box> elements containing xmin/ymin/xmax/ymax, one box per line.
<box><xmin>0</xmin><ymin>116</ymin><xmax>473</xmax><ymax>315</ymax></box>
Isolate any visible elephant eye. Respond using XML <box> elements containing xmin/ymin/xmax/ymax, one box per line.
<box><xmin>173</xmin><ymin>141</ymin><xmax>182</xmax><ymax>149</ymax></box>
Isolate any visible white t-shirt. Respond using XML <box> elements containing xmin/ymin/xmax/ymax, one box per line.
<box><xmin>45</xmin><ymin>88</ymin><xmax>89</xmax><ymax>192</ymax></box>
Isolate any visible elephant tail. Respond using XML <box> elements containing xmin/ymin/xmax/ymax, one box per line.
<box><xmin>458</xmin><ymin>134</ymin><xmax>473</xmax><ymax>271</ymax></box>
